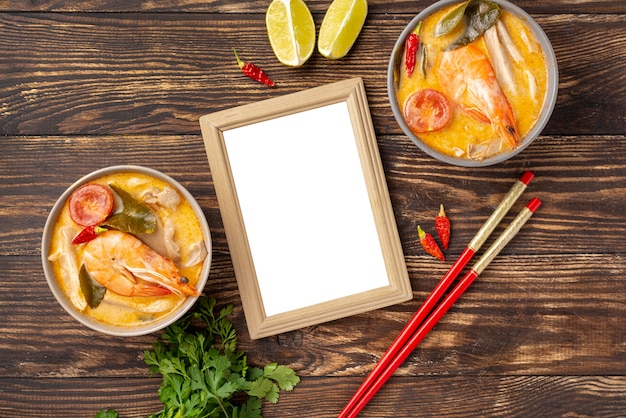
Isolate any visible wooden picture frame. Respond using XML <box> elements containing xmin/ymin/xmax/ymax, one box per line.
<box><xmin>200</xmin><ymin>78</ymin><xmax>412</xmax><ymax>339</ymax></box>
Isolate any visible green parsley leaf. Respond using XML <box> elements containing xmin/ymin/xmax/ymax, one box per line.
<box><xmin>262</xmin><ymin>363</ymin><xmax>301</xmax><ymax>391</ymax></box>
<box><xmin>93</xmin><ymin>409</ymin><xmax>118</xmax><ymax>418</ymax></box>
<box><xmin>143</xmin><ymin>295</ymin><xmax>300</xmax><ymax>418</ymax></box>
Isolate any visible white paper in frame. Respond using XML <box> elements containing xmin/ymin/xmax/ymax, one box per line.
<box><xmin>200</xmin><ymin>78</ymin><xmax>412</xmax><ymax>339</ymax></box>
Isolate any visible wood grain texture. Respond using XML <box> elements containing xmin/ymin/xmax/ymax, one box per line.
<box><xmin>1</xmin><ymin>0</ymin><xmax>625</xmax><ymax>14</ymax></box>
<box><xmin>0</xmin><ymin>0</ymin><xmax>625</xmax><ymax>416</ymax></box>
<box><xmin>0</xmin><ymin>13</ymin><xmax>624</xmax><ymax>136</ymax></box>
<box><xmin>1</xmin><ymin>376</ymin><xmax>626</xmax><ymax>417</ymax></box>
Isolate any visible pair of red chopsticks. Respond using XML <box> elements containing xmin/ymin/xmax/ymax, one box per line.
<box><xmin>339</xmin><ymin>171</ymin><xmax>540</xmax><ymax>417</ymax></box>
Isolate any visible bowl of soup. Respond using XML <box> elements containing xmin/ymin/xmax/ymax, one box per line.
<box><xmin>388</xmin><ymin>0</ymin><xmax>558</xmax><ymax>166</ymax></box>
<box><xmin>42</xmin><ymin>165</ymin><xmax>212</xmax><ymax>336</ymax></box>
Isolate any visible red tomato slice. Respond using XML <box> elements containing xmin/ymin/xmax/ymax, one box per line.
<box><xmin>68</xmin><ymin>183</ymin><xmax>114</xmax><ymax>227</ymax></box>
<box><xmin>403</xmin><ymin>89</ymin><xmax>452</xmax><ymax>133</ymax></box>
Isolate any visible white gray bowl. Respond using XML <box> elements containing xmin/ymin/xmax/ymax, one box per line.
<box><xmin>41</xmin><ymin>165</ymin><xmax>212</xmax><ymax>336</ymax></box>
<box><xmin>388</xmin><ymin>0</ymin><xmax>558</xmax><ymax>166</ymax></box>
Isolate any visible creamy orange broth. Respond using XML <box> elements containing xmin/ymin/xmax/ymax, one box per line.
<box><xmin>48</xmin><ymin>172</ymin><xmax>206</xmax><ymax>327</ymax></box>
<box><xmin>396</xmin><ymin>4</ymin><xmax>548</xmax><ymax>159</ymax></box>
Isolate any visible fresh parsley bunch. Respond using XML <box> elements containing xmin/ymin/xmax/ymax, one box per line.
<box><xmin>143</xmin><ymin>296</ymin><xmax>300</xmax><ymax>418</ymax></box>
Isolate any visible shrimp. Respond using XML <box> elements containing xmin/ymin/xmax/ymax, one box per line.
<box><xmin>82</xmin><ymin>230</ymin><xmax>200</xmax><ymax>297</ymax></box>
<box><xmin>437</xmin><ymin>44</ymin><xmax>520</xmax><ymax>156</ymax></box>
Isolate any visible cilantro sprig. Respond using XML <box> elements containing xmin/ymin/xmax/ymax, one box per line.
<box><xmin>142</xmin><ymin>296</ymin><xmax>300</xmax><ymax>418</ymax></box>
<box><xmin>94</xmin><ymin>410</ymin><xmax>118</xmax><ymax>418</ymax></box>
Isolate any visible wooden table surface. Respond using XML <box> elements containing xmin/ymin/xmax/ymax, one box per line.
<box><xmin>1</xmin><ymin>0</ymin><xmax>625</xmax><ymax>417</ymax></box>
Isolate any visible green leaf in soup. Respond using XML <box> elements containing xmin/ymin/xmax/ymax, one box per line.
<box><xmin>79</xmin><ymin>264</ymin><xmax>106</xmax><ymax>309</ymax></box>
<box><xmin>435</xmin><ymin>0</ymin><xmax>470</xmax><ymax>37</ymax></box>
<box><xmin>103</xmin><ymin>184</ymin><xmax>157</xmax><ymax>235</ymax></box>
<box><xmin>446</xmin><ymin>0</ymin><xmax>500</xmax><ymax>50</ymax></box>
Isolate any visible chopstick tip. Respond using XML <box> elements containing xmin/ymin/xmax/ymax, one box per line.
<box><xmin>527</xmin><ymin>197</ymin><xmax>542</xmax><ymax>213</ymax></box>
<box><xmin>519</xmin><ymin>171</ymin><xmax>534</xmax><ymax>186</ymax></box>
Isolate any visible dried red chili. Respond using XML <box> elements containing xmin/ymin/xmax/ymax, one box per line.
<box><xmin>404</xmin><ymin>22</ymin><xmax>422</xmax><ymax>78</ymax></box>
<box><xmin>435</xmin><ymin>204</ymin><xmax>451</xmax><ymax>250</ymax></box>
<box><xmin>418</xmin><ymin>225</ymin><xmax>445</xmax><ymax>262</ymax></box>
<box><xmin>234</xmin><ymin>49</ymin><xmax>275</xmax><ymax>87</ymax></box>
<box><xmin>71</xmin><ymin>225</ymin><xmax>107</xmax><ymax>245</ymax></box>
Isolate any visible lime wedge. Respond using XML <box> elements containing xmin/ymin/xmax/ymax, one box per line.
<box><xmin>318</xmin><ymin>0</ymin><xmax>368</xmax><ymax>59</ymax></box>
<box><xmin>266</xmin><ymin>0</ymin><xmax>316</xmax><ymax>67</ymax></box>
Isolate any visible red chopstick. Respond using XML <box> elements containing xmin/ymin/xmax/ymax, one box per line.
<box><xmin>338</xmin><ymin>171</ymin><xmax>535</xmax><ymax>418</ymax></box>
<box><xmin>343</xmin><ymin>197</ymin><xmax>542</xmax><ymax>417</ymax></box>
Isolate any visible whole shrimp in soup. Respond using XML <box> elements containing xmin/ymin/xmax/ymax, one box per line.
<box><xmin>437</xmin><ymin>44</ymin><xmax>520</xmax><ymax>155</ymax></box>
<box><xmin>83</xmin><ymin>230</ymin><xmax>200</xmax><ymax>297</ymax></box>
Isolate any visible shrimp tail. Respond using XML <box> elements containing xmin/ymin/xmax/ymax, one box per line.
<box><xmin>463</xmin><ymin>107</ymin><xmax>491</xmax><ymax>124</ymax></box>
<box><xmin>125</xmin><ymin>266</ymin><xmax>199</xmax><ymax>297</ymax></box>
<box><xmin>131</xmin><ymin>284</ymin><xmax>173</xmax><ymax>297</ymax></box>
<box><xmin>496</xmin><ymin>107</ymin><xmax>520</xmax><ymax>148</ymax></box>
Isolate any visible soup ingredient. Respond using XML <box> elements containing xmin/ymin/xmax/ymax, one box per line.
<box><xmin>82</xmin><ymin>230</ymin><xmax>200</xmax><ymax>297</ymax></box>
<box><xmin>143</xmin><ymin>296</ymin><xmax>300</xmax><ymax>418</ymax></box>
<box><xmin>266</xmin><ymin>0</ymin><xmax>315</xmax><ymax>67</ymax></box>
<box><xmin>142</xmin><ymin>186</ymin><xmax>181</xmax><ymax>210</ymax></box>
<box><xmin>185</xmin><ymin>241</ymin><xmax>208</xmax><ymax>268</ymax></box>
<box><xmin>405</xmin><ymin>33</ymin><xmax>419</xmax><ymax>77</ymax></box>
<box><xmin>419</xmin><ymin>42</ymin><xmax>428</xmax><ymax>77</ymax></box>
<box><xmin>435</xmin><ymin>0</ymin><xmax>470</xmax><ymax>37</ymax></box>
<box><xmin>418</xmin><ymin>225</ymin><xmax>445</xmax><ymax>261</ymax></box>
<box><xmin>435</xmin><ymin>204</ymin><xmax>451</xmax><ymax>250</ymax></box>
<box><xmin>68</xmin><ymin>183</ymin><xmax>114</xmax><ymax>227</ymax></box>
<box><xmin>71</xmin><ymin>225</ymin><xmax>107</xmax><ymax>245</ymax></box>
<box><xmin>440</xmin><ymin>0</ymin><xmax>500</xmax><ymax>50</ymax></box>
<box><xmin>79</xmin><ymin>264</ymin><xmax>107</xmax><ymax>308</ymax></box>
<box><xmin>318</xmin><ymin>0</ymin><xmax>368</xmax><ymax>59</ymax></box>
<box><xmin>483</xmin><ymin>21</ymin><xmax>515</xmax><ymax>94</ymax></box>
<box><xmin>234</xmin><ymin>49</ymin><xmax>275</xmax><ymax>87</ymax></box>
<box><xmin>404</xmin><ymin>22</ymin><xmax>422</xmax><ymax>78</ymax></box>
<box><xmin>403</xmin><ymin>89</ymin><xmax>452</xmax><ymax>133</ymax></box>
<box><xmin>494</xmin><ymin>20</ymin><xmax>522</xmax><ymax>63</ymax></box>
<box><xmin>139</xmin><ymin>186</ymin><xmax>187</xmax><ymax>262</ymax></box>
<box><xmin>49</xmin><ymin>226</ymin><xmax>88</xmax><ymax>311</ymax></box>
<box><xmin>437</xmin><ymin>44</ymin><xmax>519</xmax><ymax>154</ymax></box>
<box><xmin>484</xmin><ymin>19</ymin><xmax>536</xmax><ymax>100</ymax></box>
<box><xmin>103</xmin><ymin>184</ymin><xmax>157</xmax><ymax>235</ymax></box>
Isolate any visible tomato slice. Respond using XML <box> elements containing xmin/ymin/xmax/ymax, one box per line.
<box><xmin>68</xmin><ymin>183</ymin><xmax>114</xmax><ymax>227</ymax></box>
<box><xmin>403</xmin><ymin>89</ymin><xmax>452</xmax><ymax>133</ymax></box>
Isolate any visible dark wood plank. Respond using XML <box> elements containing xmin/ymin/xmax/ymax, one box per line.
<box><xmin>2</xmin><ymin>134</ymin><xmax>626</xmax><ymax>257</ymax></box>
<box><xmin>1</xmin><ymin>0</ymin><xmax>625</xmax><ymax>14</ymax></box>
<box><xmin>2</xmin><ymin>376</ymin><xmax>626</xmax><ymax>417</ymax></box>
<box><xmin>0</xmin><ymin>13</ymin><xmax>624</xmax><ymax>136</ymax></box>
<box><xmin>3</xmin><ymin>250</ymin><xmax>626</xmax><ymax>377</ymax></box>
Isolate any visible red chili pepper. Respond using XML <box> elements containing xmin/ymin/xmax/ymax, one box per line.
<box><xmin>234</xmin><ymin>49</ymin><xmax>275</xmax><ymax>87</ymax></box>
<box><xmin>435</xmin><ymin>204</ymin><xmax>451</xmax><ymax>250</ymax></box>
<box><xmin>71</xmin><ymin>225</ymin><xmax>107</xmax><ymax>245</ymax></box>
<box><xmin>417</xmin><ymin>225</ymin><xmax>445</xmax><ymax>262</ymax></box>
<box><xmin>404</xmin><ymin>22</ymin><xmax>422</xmax><ymax>78</ymax></box>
